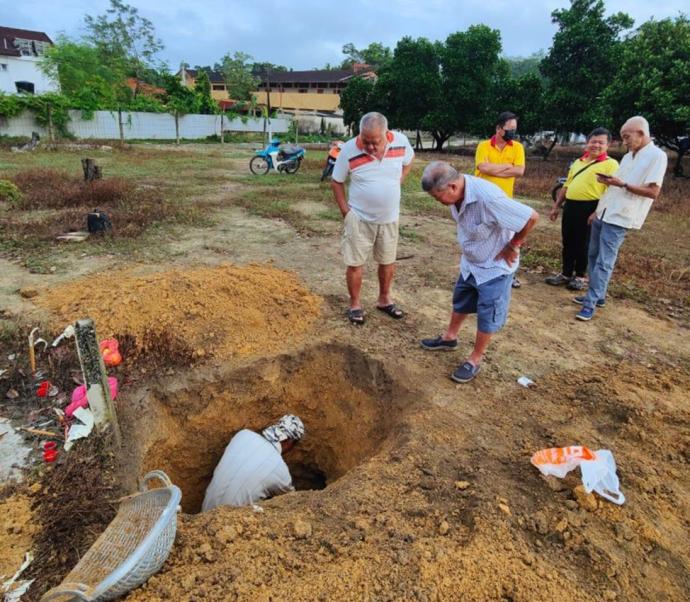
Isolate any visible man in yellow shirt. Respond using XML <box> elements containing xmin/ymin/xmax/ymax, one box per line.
<box><xmin>475</xmin><ymin>111</ymin><xmax>526</xmax><ymax>286</ymax></box>
<box><xmin>546</xmin><ymin>127</ymin><xmax>619</xmax><ymax>291</ymax></box>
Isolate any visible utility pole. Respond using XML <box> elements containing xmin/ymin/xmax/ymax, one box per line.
<box><xmin>265</xmin><ymin>66</ymin><xmax>272</xmax><ymax>144</ymax></box>
<box><xmin>266</xmin><ymin>65</ymin><xmax>272</xmax><ymax>115</ymax></box>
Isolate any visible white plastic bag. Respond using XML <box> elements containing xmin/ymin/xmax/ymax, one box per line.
<box><xmin>580</xmin><ymin>449</ymin><xmax>625</xmax><ymax>505</ymax></box>
<box><xmin>531</xmin><ymin>446</ymin><xmax>625</xmax><ymax>505</ymax></box>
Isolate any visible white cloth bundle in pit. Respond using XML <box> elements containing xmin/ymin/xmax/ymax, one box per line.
<box><xmin>202</xmin><ymin>429</ymin><xmax>294</xmax><ymax>511</ymax></box>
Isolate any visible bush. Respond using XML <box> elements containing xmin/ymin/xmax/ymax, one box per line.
<box><xmin>3</xmin><ymin>168</ymin><xmax>169</xmax><ymax>240</ymax></box>
<box><xmin>0</xmin><ymin>180</ymin><xmax>23</xmax><ymax>206</ymax></box>
<box><xmin>11</xmin><ymin>170</ymin><xmax>133</xmax><ymax>210</ymax></box>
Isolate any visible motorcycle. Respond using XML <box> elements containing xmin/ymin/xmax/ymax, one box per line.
<box><xmin>250</xmin><ymin>139</ymin><xmax>305</xmax><ymax>175</ymax></box>
<box><xmin>320</xmin><ymin>140</ymin><xmax>343</xmax><ymax>181</ymax></box>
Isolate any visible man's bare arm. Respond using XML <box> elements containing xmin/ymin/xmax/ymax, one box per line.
<box><xmin>495</xmin><ymin>210</ymin><xmax>540</xmax><ymax>266</ymax></box>
<box><xmin>401</xmin><ymin>161</ymin><xmax>413</xmax><ymax>183</ymax></box>
<box><xmin>330</xmin><ymin>179</ymin><xmax>349</xmax><ymax>217</ymax></box>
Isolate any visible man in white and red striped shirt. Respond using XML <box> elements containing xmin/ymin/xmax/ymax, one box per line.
<box><xmin>331</xmin><ymin>112</ymin><xmax>414</xmax><ymax>325</ymax></box>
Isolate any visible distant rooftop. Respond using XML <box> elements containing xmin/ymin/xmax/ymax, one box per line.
<box><xmin>259</xmin><ymin>67</ymin><xmax>373</xmax><ymax>85</ymax></box>
<box><xmin>180</xmin><ymin>68</ymin><xmax>225</xmax><ymax>84</ymax></box>
<box><xmin>0</xmin><ymin>26</ymin><xmax>53</xmax><ymax>57</ymax></box>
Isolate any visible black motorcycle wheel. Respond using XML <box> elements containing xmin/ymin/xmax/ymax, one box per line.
<box><xmin>285</xmin><ymin>157</ymin><xmax>302</xmax><ymax>174</ymax></box>
<box><xmin>250</xmin><ymin>156</ymin><xmax>270</xmax><ymax>175</ymax></box>
<box><xmin>321</xmin><ymin>163</ymin><xmax>334</xmax><ymax>181</ymax></box>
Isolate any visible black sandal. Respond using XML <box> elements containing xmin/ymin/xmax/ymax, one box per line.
<box><xmin>347</xmin><ymin>308</ymin><xmax>365</xmax><ymax>325</ymax></box>
<box><xmin>376</xmin><ymin>304</ymin><xmax>405</xmax><ymax>320</ymax></box>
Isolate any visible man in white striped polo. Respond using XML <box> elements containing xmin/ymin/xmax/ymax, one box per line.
<box><xmin>331</xmin><ymin>112</ymin><xmax>414</xmax><ymax>325</ymax></box>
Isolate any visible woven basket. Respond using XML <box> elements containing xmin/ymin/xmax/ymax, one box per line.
<box><xmin>40</xmin><ymin>470</ymin><xmax>181</xmax><ymax>602</ymax></box>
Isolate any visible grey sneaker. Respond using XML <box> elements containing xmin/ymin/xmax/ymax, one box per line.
<box><xmin>451</xmin><ymin>361</ymin><xmax>481</xmax><ymax>383</ymax></box>
<box><xmin>572</xmin><ymin>296</ymin><xmax>606</xmax><ymax>308</ymax></box>
<box><xmin>545</xmin><ymin>273</ymin><xmax>571</xmax><ymax>286</ymax></box>
<box><xmin>566</xmin><ymin>277</ymin><xmax>586</xmax><ymax>291</ymax></box>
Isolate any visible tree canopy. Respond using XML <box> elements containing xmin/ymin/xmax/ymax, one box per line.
<box><xmin>220</xmin><ymin>52</ymin><xmax>259</xmax><ymax>101</ymax></box>
<box><xmin>540</xmin><ymin>0</ymin><xmax>634</xmax><ymax>136</ymax></box>
<box><xmin>341</xmin><ymin>42</ymin><xmax>393</xmax><ymax>69</ymax></box>
<box><xmin>601</xmin><ymin>16</ymin><xmax>690</xmax><ymax>175</ymax></box>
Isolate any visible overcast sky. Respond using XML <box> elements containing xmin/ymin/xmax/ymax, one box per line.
<box><xmin>3</xmin><ymin>0</ymin><xmax>687</xmax><ymax>70</ymax></box>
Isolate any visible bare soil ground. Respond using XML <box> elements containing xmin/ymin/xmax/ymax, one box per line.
<box><xmin>0</xmin><ymin>143</ymin><xmax>688</xmax><ymax>601</ymax></box>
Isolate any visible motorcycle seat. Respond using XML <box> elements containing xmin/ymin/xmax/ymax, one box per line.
<box><xmin>279</xmin><ymin>144</ymin><xmax>301</xmax><ymax>156</ymax></box>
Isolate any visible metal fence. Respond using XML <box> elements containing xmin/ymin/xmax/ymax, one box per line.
<box><xmin>0</xmin><ymin>110</ymin><xmax>289</xmax><ymax>140</ymax></box>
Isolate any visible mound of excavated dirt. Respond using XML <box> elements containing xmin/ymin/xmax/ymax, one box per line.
<box><xmin>35</xmin><ymin>264</ymin><xmax>322</xmax><ymax>361</ymax></box>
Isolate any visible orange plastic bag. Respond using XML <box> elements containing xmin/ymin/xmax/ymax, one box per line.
<box><xmin>531</xmin><ymin>446</ymin><xmax>596</xmax><ymax>478</ymax></box>
<box><xmin>99</xmin><ymin>338</ymin><xmax>122</xmax><ymax>367</ymax></box>
<box><xmin>531</xmin><ymin>445</ymin><xmax>625</xmax><ymax>505</ymax></box>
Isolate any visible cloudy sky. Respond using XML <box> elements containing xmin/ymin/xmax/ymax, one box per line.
<box><xmin>3</xmin><ymin>0</ymin><xmax>687</xmax><ymax>70</ymax></box>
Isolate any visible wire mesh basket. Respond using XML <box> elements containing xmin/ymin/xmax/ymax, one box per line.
<box><xmin>40</xmin><ymin>470</ymin><xmax>182</xmax><ymax>602</ymax></box>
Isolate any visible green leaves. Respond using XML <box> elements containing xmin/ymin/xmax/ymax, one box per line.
<box><xmin>339</xmin><ymin>77</ymin><xmax>376</xmax><ymax>133</ymax></box>
<box><xmin>540</xmin><ymin>0</ymin><xmax>635</xmax><ymax>135</ymax></box>
<box><xmin>220</xmin><ymin>52</ymin><xmax>260</xmax><ymax>102</ymax></box>
<box><xmin>193</xmin><ymin>70</ymin><xmax>218</xmax><ymax>115</ymax></box>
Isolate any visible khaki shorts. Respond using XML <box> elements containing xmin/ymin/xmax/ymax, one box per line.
<box><xmin>341</xmin><ymin>210</ymin><xmax>399</xmax><ymax>267</ymax></box>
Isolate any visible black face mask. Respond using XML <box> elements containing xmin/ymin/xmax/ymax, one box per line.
<box><xmin>503</xmin><ymin>129</ymin><xmax>517</xmax><ymax>141</ymax></box>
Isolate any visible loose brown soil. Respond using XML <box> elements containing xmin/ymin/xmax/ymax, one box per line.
<box><xmin>0</xmin><ymin>492</ymin><xmax>35</xmax><ymax>580</ymax></box>
<box><xmin>34</xmin><ymin>264</ymin><xmax>323</xmax><ymax>361</ymax></box>
<box><xmin>121</xmin><ymin>357</ymin><xmax>690</xmax><ymax>602</ymax></box>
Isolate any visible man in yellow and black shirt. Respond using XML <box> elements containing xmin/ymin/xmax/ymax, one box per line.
<box><xmin>475</xmin><ymin>111</ymin><xmax>526</xmax><ymax>287</ymax></box>
<box><xmin>546</xmin><ymin>127</ymin><xmax>619</xmax><ymax>290</ymax></box>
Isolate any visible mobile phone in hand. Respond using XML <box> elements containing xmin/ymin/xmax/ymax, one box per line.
<box><xmin>596</xmin><ymin>173</ymin><xmax>611</xmax><ymax>178</ymax></box>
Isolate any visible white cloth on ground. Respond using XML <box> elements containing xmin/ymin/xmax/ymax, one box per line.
<box><xmin>202</xmin><ymin>429</ymin><xmax>294</xmax><ymax>511</ymax></box>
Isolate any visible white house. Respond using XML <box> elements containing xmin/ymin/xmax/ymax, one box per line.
<box><xmin>0</xmin><ymin>26</ymin><xmax>58</xmax><ymax>94</ymax></box>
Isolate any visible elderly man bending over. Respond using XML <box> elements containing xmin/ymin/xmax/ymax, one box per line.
<box><xmin>202</xmin><ymin>414</ymin><xmax>305</xmax><ymax>511</ymax></box>
<box><xmin>419</xmin><ymin>162</ymin><xmax>539</xmax><ymax>383</ymax></box>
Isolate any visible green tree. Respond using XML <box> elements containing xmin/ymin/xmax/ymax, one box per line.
<box><xmin>250</xmin><ymin>62</ymin><xmax>288</xmax><ymax>76</ymax></box>
<box><xmin>440</xmin><ymin>25</ymin><xmax>504</xmax><ymax>145</ymax></box>
<box><xmin>220</xmin><ymin>52</ymin><xmax>259</xmax><ymax>101</ymax></box>
<box><xmin>194</xmin><ymin>69</ymin><xmax>217</xmax><ymax>114</ymax></box>
<box><xmin>602</xmin><ymin>16</ymin><xmax>690</xmax><ymax>176</ymax></box>
<box><xmin>490</xmin><ymin>60</ymin><xmax>545</xmax><ymax>136</ymax></box>
<box><xmin>540</xmin><ymin>0</ymin><xmax>633</xmax><ymax>145</ymax></box>
<box><xmin>339</xmin><ymin>76</ymin><xmax>375</xmax><ymax>134</ymax></box>
<box><xmin>161</xmin><ymin>73</ymin><xmax>197</xmax><ymax>143</ymax></box>
<box><xmin>84</xmin><ymin>0</ymin><xmax>164</xmax><ymax>92</ymax></box>
<box><xmin>504</xmin><ymin>51</ymin><xmax>546</xmax><ymax>78</ymax></box>
<box><xmin>40</xmin><ymin>37</ymin><xmax>128</xmax><ymax>110</ymax></box>
<box><xmin>372</xmin><ymin>37</ymin><xmax>442</xmax><ymax>148</ymax></box>
<box><xmin>341</xmin><ymin>42</ymin><xmax>392</xmax><ymax>69</ymax></box>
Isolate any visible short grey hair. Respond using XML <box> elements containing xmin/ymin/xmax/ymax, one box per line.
<box><xmin>359</xmin><ymin>112</ymin><xmax>388</xmax><ymax>134</ymax></box>
<box><xmin>622</xmin><ymin>115</ymin><xmax>650</xmax><ymax>137</ymax></box>
<box><xmin>421</xmin><ymin>161</ymin><xmax>460</xmax><ymax>192</ymax></box>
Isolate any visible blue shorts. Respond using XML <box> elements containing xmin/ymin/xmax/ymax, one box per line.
<box><xmin>452</xmin><ymin>273</ymin><xmax>513</xmax><ymax>334</ymax></box>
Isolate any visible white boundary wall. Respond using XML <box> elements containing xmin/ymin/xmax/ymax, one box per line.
<box><xmin>0</xmin><ymin>110</ymin><xmax>289</xmax><ymax>140</ymax></box>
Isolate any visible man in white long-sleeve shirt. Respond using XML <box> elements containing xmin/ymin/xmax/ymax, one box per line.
<box><xmin>202</xmin><ymin>415</ymin><xmax>305</xmax><ymax>511</ymax></box>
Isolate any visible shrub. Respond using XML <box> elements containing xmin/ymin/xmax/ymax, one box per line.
<box><xmin>0</xmin><ymin>180</ymin><xmax>23</xmax><ymax>207</ymax></box>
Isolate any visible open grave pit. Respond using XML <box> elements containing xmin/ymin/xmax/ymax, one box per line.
<box><xmin>128</xmin><ymin>343</ymin><xmax>418</xmax><ymax>513</ymax></box>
